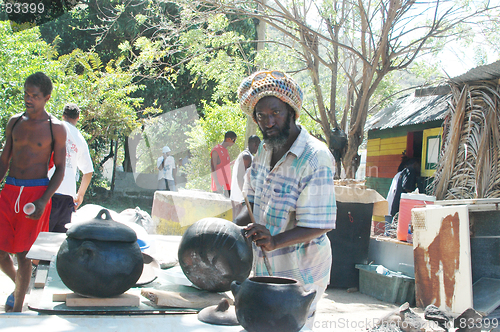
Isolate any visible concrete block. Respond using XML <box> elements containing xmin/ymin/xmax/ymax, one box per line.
<box><xmin>152</xmin><ymin>189</ymin><xmax>232</xmax><ymax>235</ymax></box>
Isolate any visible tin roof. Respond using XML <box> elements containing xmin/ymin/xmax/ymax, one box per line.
<box><xmin>451</xmin><ymin>60</ymin><xmax>500</xmax><ymax>83</ymax></box>
<box><xmin>365</xmin><ymin>92</ymin><xmax>451</xmax><ymax>131</ymax></box>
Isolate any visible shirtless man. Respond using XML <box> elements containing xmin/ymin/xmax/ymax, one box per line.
<box><xmin>0</xmin><ymin>72</ymin><xmax>66</xmax><ymax>312</ymax></box>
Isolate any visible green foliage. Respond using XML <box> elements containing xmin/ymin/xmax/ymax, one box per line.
<box><xmin>179</xmin><ymin>14</ymin><xmax>250</xmax><ymax>102</ymax></box>
<box><xmin>0</xmin><ymin>21</ymin><xmax>62</xmax><ymax>142</ymax></box>
<box><xmin>38</xmin><ymin>1</ymin><xmax>251</xmax><ymax>116</ymax></box>
<box><xmin>0</xmin><ymin>20</ymin><xmax>154</xmax><ymax>196</ymax></box>
<box><xmin>56</xmin><ymin>49</ymin><xmax>148</xmax><ymax>143</ymax></box>
<box><xmin>184</xmin><ymin>101</ymin><xmax>247</xmax><ymax>191</ymax></box>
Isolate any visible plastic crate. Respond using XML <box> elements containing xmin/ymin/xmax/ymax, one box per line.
<box><xmin>355</xmin><ymin>264</ymin><xmax>415</xmax><ymax>305</ymax></box>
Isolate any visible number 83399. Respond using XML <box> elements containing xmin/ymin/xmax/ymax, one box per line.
<box><xmin>1</xmin><ymin>1</ymin><xmax>45</xmax><ymax>14</ymax></box>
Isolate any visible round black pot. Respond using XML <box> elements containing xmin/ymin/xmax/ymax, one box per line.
<box><xmin>56</xmin><ymin>209</ymin><xmax>144</xmax><ymax>298</ymax></box>
<box><xmin>231</xmin><ymin>276</ymin><xmax>316</xmax><ymax>332</ymax></box>
<box><xmin>178</xmin><ymin>217</ymin><xmax>253</xmax><ymax>292</ymax></box>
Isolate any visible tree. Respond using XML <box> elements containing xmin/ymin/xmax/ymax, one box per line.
<box><xmin>0</xmin><ymin>21</ymin><xmax>61</xmax><ymax>141</ymax></box>
<box><xmin>0</xmin><ymin>20</ymin><xmax>151</xmax><ymax>188</ymax></box>
<box><xmin>189</xmin><ymin>0</ymin><xmax>498</xmax><ymax>177</ymax></box>
<box><xmin>38</xmin><ymin>1</ymin><xmax>260</xmax><ymax>179</ymax></box>
<box><xmin>71</xmin><ymin>0</ymin><xmax>500</xmax><ymax>179</ymax></box>
<box><xmin>38</xmin><ymin>0</ymin><xmax>223</xmax><ymax>113</ymax></box>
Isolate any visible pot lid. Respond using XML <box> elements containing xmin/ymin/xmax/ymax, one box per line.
<box><xmin>198</xmin><ymin>299</ymin><xmax>239</xmax><ymax>326</ymax></box>
<box><xmin>66</xmin><ymin>209</ymin><xmax>138</xmax><ymax>242</ymax></box>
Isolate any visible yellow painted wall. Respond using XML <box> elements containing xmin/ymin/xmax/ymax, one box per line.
<box><xmin>421</xmin><ymin>127</ymin><xmax>443</xmax><ymax>177</ymax></box>
<box><xmin>367</xmin><ymin>136</ymin><xmax>407</xmax><ymax>157</ymax></box>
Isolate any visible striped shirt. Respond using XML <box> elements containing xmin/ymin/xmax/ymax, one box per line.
<box><xmin>243</xmin><ymin>126</ymin><xmax>336</xmax><ymax>292</ymax></box>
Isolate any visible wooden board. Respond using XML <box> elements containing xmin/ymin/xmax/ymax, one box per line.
<box><xmin>52</xmin><ymin>293</ymin><xmax>70</xmax><ymax>302</ymax></box>
<box><xmin>26</xmin><ymin>232</ymin><xmax>66</xmax><ymax>261</ymax></box>
<box><xmin>66</xmin><ymin>293</ymin><xmax>140</xmax><ymax>307</ymax></box>
<box><xmin>141</xmin><ymin>288</ymin><xmax>232</xmax><ymax>309</ymax></box>
<box><xmin>412</xmin><ymin>205</ymin><xmax>473</xmax><ymax>314</ymax></box>
<box><xmin>373</xmin><ymin>200</ymin><xmax>389</xmax><ymax>217</ymax></box>
<box><xmin>34</xmin><ymin>264</ymin><xmax>49</xmax><ymax>288</ymax></box>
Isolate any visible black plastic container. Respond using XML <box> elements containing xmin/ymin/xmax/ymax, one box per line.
<box><xmin>327</xmin><ymin>201</ymin><xmax>373</xmax><ymax>288</ymax></box>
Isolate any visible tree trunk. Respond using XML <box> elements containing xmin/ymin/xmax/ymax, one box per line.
<box><xmin>244</xmin><ymin>0</ymin><xmax>265</xmax><ymax>142</ymax></box>
<box><xmin>344</xmin><ymin>130</ymin><xmax>362</xmax><ymax>178</ymax></box>
<box><xmin>99</xmin><ymin>139</ymin><xmax>115</xmax><ymax>168</ymax></box>
<box><xmin>123</xmin><ymin>133</ymin><xmax>142</xmax><ymax>172</ymax></box>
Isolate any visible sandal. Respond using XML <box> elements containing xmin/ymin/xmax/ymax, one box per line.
<box><xmin>5</xmin><ymin>292</ymin><xmax>14</xmax><ymax>312</ymax></box>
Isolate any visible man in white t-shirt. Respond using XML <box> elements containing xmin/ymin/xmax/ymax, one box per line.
<box><xmin>48</xmin><ymin>103</ymin><xmax>94</xmax><ymax>233</ymax></box>
<box><xmin>157</xmin><ymin>145</ymin><xmax>176</xmax><ymax>191</ymax></box>
<box><xmin>230</xmin><ymin>135</ymin><xmax>261</xmax><ymax>219</ymax></box>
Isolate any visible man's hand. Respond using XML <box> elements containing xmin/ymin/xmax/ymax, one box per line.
<box><xmin>74</xmin><ymin>194</ymin><xmax>83</xmax><ymax>210</ymax></box>
<box><xmin>244</xmin><ymin>223</ymin><xmax>276</xmax><ymax>251</ymax></box>
<box><xmin>26</xmin><ymin>198</ymin><xmax>48</xmax><ymax>220</ymax></box>
<box><xmin>245</xmin><ymin>224</ymin><xmax>332</xmax><ymax>251</ymax></box>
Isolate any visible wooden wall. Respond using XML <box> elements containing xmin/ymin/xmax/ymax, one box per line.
<box><xmin>365</xmin><ymin>120</ymin><xmax>443</xmax><ymax>197</ymax></box>
<box><xmin>366</xmin><ymin>136</ymin><xmax>407</xmax><ymax>178</ymax></box>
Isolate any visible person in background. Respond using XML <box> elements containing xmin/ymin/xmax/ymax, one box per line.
<box><xmin>0</xmin><ymin>72</ymin><xmax>66</xmax><ymax>312</ymax></box>
<box><xmin>157</xmin><ymin>145</ymin><xmax>176</xmax><ymax>191</ymax></box>
<box><xmin>230</xmin><ymin>135</ymin><xmax>261</xmax><ymax>219</ymax></box>
<box><xmin>386</xmin><ymin>154</ymin><xmax>409</xmax><ymax>216</ymax></box>
<box><xmin>48</xmin><ymin>103</ymin><xmax>94</xmax><ymax>233</ymax></box>
<box><xmin>211</xmin><ymin>131</ymin><xmax>237</xmax><ymax>197</ymax></box>
<box><xmin>389</xmin><ymin>158</ymin><xmax>420</xmax><ymax>217</ymax></box>
<box><xmin>234</xmin><ymin>70</ymin><xmax>336</xmax><ymax>329</ymax></box>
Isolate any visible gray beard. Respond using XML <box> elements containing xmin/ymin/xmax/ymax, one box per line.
<box><xmin>263</xmin><ymin>134</ymin><xmax>289</xmax><ymax>150</ymax></box>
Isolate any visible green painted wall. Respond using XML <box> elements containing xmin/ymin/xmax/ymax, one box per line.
<box><xmin>365</xmin><ymin>177</ymin><xmax>393</xmax><ymax>198</ymax></box>
<box><xmin>367</xmin><ymin>120</ymin><xmax>443</xmax><ymax>140</ymax></box>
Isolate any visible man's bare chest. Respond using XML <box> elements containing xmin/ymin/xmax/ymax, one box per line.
<box><xmin>12</xmin><ymin>120</ymin><xmax>53</xmax><ymax>150</ymax></box>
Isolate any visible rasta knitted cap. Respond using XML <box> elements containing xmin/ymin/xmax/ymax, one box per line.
<box><xmin>238</xmin><ymin>70</ymin><xmax>303</xmax><ymax>119</ymax></box>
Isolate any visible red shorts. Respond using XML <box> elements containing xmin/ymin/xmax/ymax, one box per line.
<box><xmin>0</xmin><ymin>178</ymin><xmax>51</xmax><ymax>253</ymax></box>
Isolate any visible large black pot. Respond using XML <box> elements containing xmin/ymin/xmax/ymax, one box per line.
<box><xmin>178</xmin><ymin>217</ymin><xmax>253</xmax><ymax>292</ymax></box>
<box><xmin>56</xmin><ymin>209</ymin><xmax>144</xmax><ymax>298</ymax></box>
<box><xmin>231</xmin><ymin>276</ymin><xmax>316</xmax><ymax>332</ymax></box>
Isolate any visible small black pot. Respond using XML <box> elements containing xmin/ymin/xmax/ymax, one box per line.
<box><xmin>231</xmin><ymin>276</ymin><xmax>316</xmax><ymax>332</ymax></box>
<box><xmin>178</xmin><ymin>217</ymin><xmax>253</xmax><ymax>292</ymax></box>
<box><xmin>56</xmin><ymin>209</ymin><xmax>143</xmax><ymax>298</ymax></box>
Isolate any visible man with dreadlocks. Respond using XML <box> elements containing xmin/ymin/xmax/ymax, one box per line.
<box><xmin>234</xmin><ymin>70</ymin><xmax>337</xmax><ymax>329</ymax></box>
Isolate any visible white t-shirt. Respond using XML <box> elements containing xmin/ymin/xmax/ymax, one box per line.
<box><xmin>386</xmin><ymin>171</ymin><xmax>402</xmax><ymax>214</ymax></box>
<box><xmin>157</xmin><ymin>155</ymin><xmax>176</xmax><ymax>180</ymax></box>
<box><xmin>48</xmin><ymin>121</ymin><xmax>94</xmax><ymax>197</ymax></box>
<box><xmin>230</xmin><ymin>149</ymin><xmax>252</xmax><ymax>202</ymax></box>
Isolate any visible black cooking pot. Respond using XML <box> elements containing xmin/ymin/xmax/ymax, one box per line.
<box><xmin>231</xmin><ymin>276</ymin><xmax>316</xmax><ymax>332</ymax></box>
<box><xmin>178</xmin><ymin>217</ymin><xmax>253</xmax><ymax>292</ymax></box>
<box><xmin>56</xmin><ymin>209</ymin><xmax>144</xmax><ymax>298</ymax></box>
